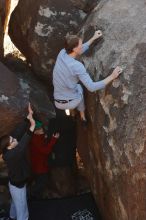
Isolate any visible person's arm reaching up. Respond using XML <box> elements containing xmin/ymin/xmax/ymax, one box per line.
<box><xmin>27</xmin><ymin>103</ymin><xmax>35</xmax><ymax>132</ymax></box>
<box><xmin>7</xmin><ymin>103</ymin><xmax>36</xmax><ymax>157</ymax></box>
<box><xmin>77</xmin><ymin>65</ymin><xmax>122</xmax><ymax>92</ymax></box>
<box><xmin>81</xmin><ymin>30</ymin><xmax>103</xmax><ymax>54</ymax></box>
<box><xmin>102</xmin><ymin>66</ymin><xmax>122</xmax><ymax>85</ymax></box>
<box><xmin>36</xmin><ymin>133</ymin><xmax>60</xmax><ymax>154</ymax></box>
<box><xmin>87</xmin><ymin>30</ymin><xmax>103</xmax><ymax>46</ymax></box>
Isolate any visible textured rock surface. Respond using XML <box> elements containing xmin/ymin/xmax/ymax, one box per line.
<box><xmin>0</xmin><ymin>60</ymin><xmax>55</xmax><ymax>137</ymax></box>
<box><xmin>0</xmin><ymin>0</ymin><xmax>11</xmax><ymax>59</ymax></box>
<box><xmin>70</xmin><ymin>0</ymin><xmax>98</xmax><ymax>13</ymax></box>
<box><xmin>77</xmin><ymin>0</ymin><xmax>146</xmax><ymax>219</ymax></box>
<box><xmin>9</xmin><ymin>0</ymin><xmax>86</xmax><ymax>82</ymax></box>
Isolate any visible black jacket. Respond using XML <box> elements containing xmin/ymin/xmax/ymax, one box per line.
<box><xmin>2</xmin><ymin>121</ymin><xmax>33</xmax><ymax>187</ymax></box>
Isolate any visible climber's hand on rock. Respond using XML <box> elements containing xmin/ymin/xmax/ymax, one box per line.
<box><xmin>111</xmin><ymin>66</ymin><xmax>122</xmax><ymax>80</ymax></box>
<box><xmin>93</xmin><ymin>30</ymin><xmax>102</xmax><ymax>40</ymax></box>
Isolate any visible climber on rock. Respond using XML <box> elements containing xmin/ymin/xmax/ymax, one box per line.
<box><xmin>53</xmin><ymin>30</ymin><xmax>122</xmax><ymax>125</ymax></box>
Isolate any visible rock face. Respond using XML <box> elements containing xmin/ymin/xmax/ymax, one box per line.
<box><xmin>9</xmin><ymin>0</ymin><xmax>86</xmax><ymax>82</ymax></box>
<box><xmin>77</xmin><ymin>0</ymin><xmax>146</xmax><ymax>219</ymax></box>
<box><xmin>0</xmin><ymin>61</ymin><xmax>55</xmax><ymax>137</ymax></box>
<box><xmin>0</xmin><ymin>0</ymin><xmax>11</xmax><ymax>59</ymax></box>
<box><xmin>70</xmin><ymin>0</ymin><xmax>98</xmax><ymax>13</ymax></box>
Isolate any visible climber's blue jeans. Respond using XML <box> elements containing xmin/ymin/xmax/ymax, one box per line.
<box><xmin>9</xmin><ymin>182</ymin><xmax>29</xmax><ymax>220</ymax></box>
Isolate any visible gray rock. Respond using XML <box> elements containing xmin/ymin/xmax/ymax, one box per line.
<box><xmin>9</xmin><ymin>0</ymin><xmax>86</xmax><ymax>82</ymax></box>
<box><xmin>77</xmin><ymin>0</ymin><xmax>146</xmax><ymax>219</ymax></box>
<box><xmin>0</xmin><ymin>60</ymin><xmax>55</xmax><ymax>137</ymax></box>
<box><xmin>70</xmin><ymin>0</ymin><xmax>98</xmax><ymax>13</ymax></box>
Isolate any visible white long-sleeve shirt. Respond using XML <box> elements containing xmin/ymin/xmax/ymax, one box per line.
<box><xmin>53</xmin><ymin>42</ymin><xmax>105</xmax><ymax>100</ymax></box>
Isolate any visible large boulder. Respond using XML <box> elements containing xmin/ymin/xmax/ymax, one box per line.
<box><xmin>9</xmin><ymin>0</ymin><xmax>86</xmax><ymax>82</ymax></box>
<box><xmin>77</xmin><ymin>0</ymin><xmax>146</xmax><ymax>219</ymax></box>
<box><xmin>0</xmin><ymin>60</ymin><xmax>55</xmax><ymax>137</ymax></box>
<box><xmin>0</xmin><ymin>0</ymin><xmax>11</xmax><ymax>59</ymax></box>
<box><xmin>71</xmin><ymin>0</ymin><xmax>98</xmax><ymax>13</ymax></box>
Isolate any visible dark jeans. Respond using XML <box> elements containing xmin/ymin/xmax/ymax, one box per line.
<box><xmin>31</xmin><ymin>173</ymin><xmax>48</xmax><ymax>199</ymax></box>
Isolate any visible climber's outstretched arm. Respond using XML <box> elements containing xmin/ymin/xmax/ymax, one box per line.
<box><xmin>87</xmin><ymin>30</ymin><xmax>103</xmax><ymax>46</ymax></box>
